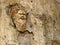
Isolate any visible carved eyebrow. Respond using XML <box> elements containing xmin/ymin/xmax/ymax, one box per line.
<box><xmin>8</xmin><ymin>3</ymin><xmax>19</xmax><ymax>8</ymax></box>
<box><xmin>18</xmin><ymin>11</ymin><xmax>29</xmax><ymax>16</ymax></box>
<box><xmin>19</xmin><ymin>13</ymin><xmax>26</xmax><ymax>15</ymax></box>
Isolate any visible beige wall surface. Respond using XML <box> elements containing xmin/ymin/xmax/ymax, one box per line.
<box><xmin>0</xmin><ymin>0</ymin><xmax>60</xmax><ymax>45</ymax></box>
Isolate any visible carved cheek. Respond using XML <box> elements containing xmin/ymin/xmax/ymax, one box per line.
<box><xmin>13</xmin><ymin>14</ymin><xmax>27</xmax><ymax>32</ymax></box>
<box><xmin>15</xmin><ymin>19</ymin><xmax>27</xmax><ymax>32</ymax></box>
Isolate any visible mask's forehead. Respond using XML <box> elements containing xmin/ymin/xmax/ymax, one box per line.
<box><xmin>11</xmin><ymin>6</ymin><xmax>17</xmax><ymax>16</ymax></box>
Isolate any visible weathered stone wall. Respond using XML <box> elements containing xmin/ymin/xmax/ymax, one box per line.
<box><xmin>0</xmin><ymin>0</ymin><xmax>60</xmax><ymax>45</ymax></box>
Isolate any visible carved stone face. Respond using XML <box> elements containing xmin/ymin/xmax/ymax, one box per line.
<box><xmin>10</xmin><ymin>4</ymin><xmax>27</xmax><ymax>32</ymax></box>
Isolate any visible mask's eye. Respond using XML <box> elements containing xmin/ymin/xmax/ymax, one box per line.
<box><xmin>19</xmin><ymin>15</ymin><xmax>27</xmax><ymax>20</ymax></box>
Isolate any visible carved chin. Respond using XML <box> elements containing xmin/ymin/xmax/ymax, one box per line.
<box><xmin>15</xmin><ymin>22</ymin><xmax>26</xmax><ymax>32</ymax></box>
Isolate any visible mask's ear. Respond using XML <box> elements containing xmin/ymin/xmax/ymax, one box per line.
<box><xmin>6</xmin><ymin>3</ymin><xmax>20</xmax><ymax>16</ymax></box>
<box><xmin>6</xmin><ymin>5</ymin><xmax>11</xmax><ymax>15</ymax></box>
<box><xmin>6</xmin><ymin>4</ymin><xmax>18</xmax><ymax>29</ymax></box>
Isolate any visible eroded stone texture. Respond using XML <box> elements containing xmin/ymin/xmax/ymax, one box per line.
<box><xmin>0</xmin><ymin>0</ymin><xmax>60</xmax><ymax>45</ymax></box>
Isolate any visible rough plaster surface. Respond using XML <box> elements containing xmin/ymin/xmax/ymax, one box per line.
<box><xmin>0</xmin><ymin>0</ymin><xmax>60</xmax><ymax>45</ymax></box>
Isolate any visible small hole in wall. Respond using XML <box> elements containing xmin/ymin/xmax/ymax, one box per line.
<box><xmin>34</xmin><ymin>22</ymin><xmax>37</xmax><ymax>25</ymax></box>
<box><xmin>53</xmin><ymin>20</ymin><xmax>55</xmax><ymax>26</ymax></box>
<box><xmin>4</xmin><ymin>35</ymin><xmax>6</xmax><ymax>38</ymax></box>
<box><xmin>18</xmin><ymin>43</ymin><xmax>20</xmax><ymax>45</ymax></box>
<box><xmin>54</xmin><ymin>26</ymin><xmax>56</xmax><ymax>29</ymax></box>
<box><xmin>31</xmin><ymin>9</ymin><xmax>32</xmax><ymax>11</ymax></box>
<box><xmin>26</xmin><ymin>13</ymin><xmax>29</xmax><ymax>15</ymax></box>
<box><xmin>33</xmin><ymin>38</ymin><xmax>34</xmax><ymax>40</ymax></box>
<box><xmin>31</xmin><ymin>0</ymin><xmax>33</xmax><ymax>2</ymax></box>
<box><xmin>30</xmin><ymin>24</ymin><xmax>33</xmax><ymax>28</ymax></box>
